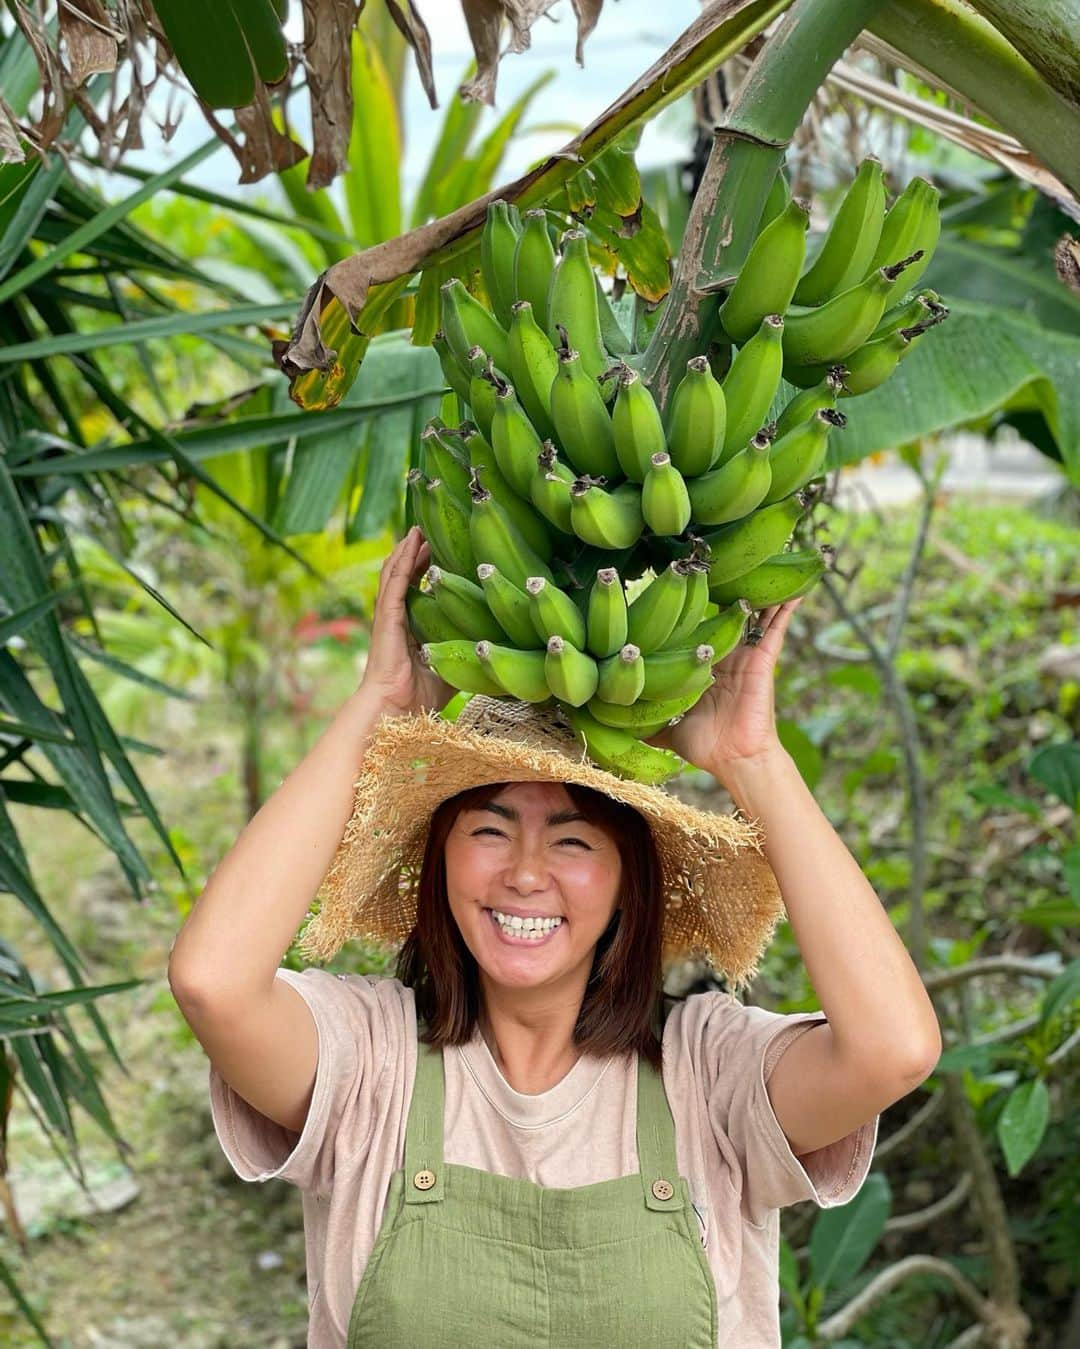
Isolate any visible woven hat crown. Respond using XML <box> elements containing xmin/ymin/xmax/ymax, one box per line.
<box><xmin>453</xmin><ymin>694</ymin><xmax>585</xmax><ymax>756</ymax></box>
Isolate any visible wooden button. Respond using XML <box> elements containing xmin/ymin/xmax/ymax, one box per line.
<box><xmin>651</xmin><ymin>1178</ymin><xmax>674</xmax><ymax>1201</ymax></box>
<box><xmin>413</xmin><ymin>1169</ymin><xmax>436</xmax><ymax>1190</ymax></box>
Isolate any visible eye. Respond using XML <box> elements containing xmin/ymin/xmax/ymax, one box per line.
<box><xmin>471</xmin><ymin>827</ymin><xmax>504</xmax><ymax>837</ymax></box>
<box><xmin>558</xmin><ymin>837</ymin><xmax>591</xmax><ymax>848</ymax></box>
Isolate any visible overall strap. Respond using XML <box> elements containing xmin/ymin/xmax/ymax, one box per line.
<box><xmin>403</xmin><ymin>1023</ymin><xmax>446</xmax><ymax>1205</ymax></box>
<box><xmin>637</xmin><ymin>997</ymin><xmax>683</xmax><ymax>1212</ymax></box>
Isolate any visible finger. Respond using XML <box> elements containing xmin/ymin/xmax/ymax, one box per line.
<box><xmin>376</xmin><ymin>528</ymin><xmax>421</xmax><ymax>612</ymax></box>
<box><xmin>409</xmin><ymin>535</ymin><xmax>432</xmax><ymax>584</ymax></box>
<box><xmin>376</xmin><ymin>527</ymin><xmax>413</xmax><ymax>588</ymax></box>
<box><xmin>754</xmin><ymin>599</ymin><xmax>800</xmax><ymax>657</ymax></box>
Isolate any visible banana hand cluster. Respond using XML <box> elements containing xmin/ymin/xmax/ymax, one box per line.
<box><xmin>409</xmin><ymin>184</ymin><xmax>946</xmax><ymax>783</ymax></box>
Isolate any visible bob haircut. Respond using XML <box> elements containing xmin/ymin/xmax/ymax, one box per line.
<box><xmin>395</xmin><ymin>779</ymin><xmax>667</xmax><ymax>1070</ymax></box>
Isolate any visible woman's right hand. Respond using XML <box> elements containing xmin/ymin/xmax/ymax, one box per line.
<box><xmin>358</xmin><ymin>526</ymin><xmax>457</xmax><ymax>716</ymax></box>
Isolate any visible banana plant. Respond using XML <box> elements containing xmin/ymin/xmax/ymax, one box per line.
<box><xmin>270</xmin><ymin>0</ymin><xmax>1080</xmax><ymax>423</ymax></box>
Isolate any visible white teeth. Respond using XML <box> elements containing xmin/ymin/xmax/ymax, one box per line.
<box><xmin>490</xmin><ymin>909</ymin><xmax>563</xmax><ymax>939</ymax></box>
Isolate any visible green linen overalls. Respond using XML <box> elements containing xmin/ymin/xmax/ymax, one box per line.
<box><xmin>345</xmin><ymin>1008</ymin><xmax>718</xmax><ymax>1347</ymax></box>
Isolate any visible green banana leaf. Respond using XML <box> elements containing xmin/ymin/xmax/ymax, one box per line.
<box><xmin>0</xmin><ymin>301</ymin><xmax>295</xmax><ymax>362</ymax></box>
<box><xmin>345</xmin><ymin>28</ymin><xmax>403</xmax><ymax>249</ymax></box>
<box><xmin>831</xmin><ymin>302</ymin><xmax>1080</xmax><ymax>482</ymax></box>
<box><xmin>281</xmin><ymin>0</ymin><xmax>796</xmax><ymax>410</ymax></box>
<box><xmin>922</xmin><ymin>237</ymin><xmax>1080</xmax><ymax>338</ymax></box>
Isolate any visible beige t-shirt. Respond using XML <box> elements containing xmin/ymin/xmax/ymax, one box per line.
<box><xmin>208</xmin><ymin>968</ymin><xmax>878</xmax><ymax>1347</ymax></box>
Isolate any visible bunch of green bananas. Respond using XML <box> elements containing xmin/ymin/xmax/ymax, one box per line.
<box><xmin>408</xmin><ymin>178</ymin><xmax>946</xmax><ymax>784</ymax></box>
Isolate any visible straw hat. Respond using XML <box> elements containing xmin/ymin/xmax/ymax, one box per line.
<box><xmin>298</xmin><ymin>695</ymin><xmax>785</xmax><ymax>991</ymax></box>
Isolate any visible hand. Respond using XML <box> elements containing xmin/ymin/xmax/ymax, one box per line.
<box><xmin>358</xmin><ymin>526</ymin><xmax>456</xmax><ymax>716</ymax></box>
<box><xmin>642</xmin><ymin>598</ymin><xmax>805</xmax><ymax>774</ymax></box>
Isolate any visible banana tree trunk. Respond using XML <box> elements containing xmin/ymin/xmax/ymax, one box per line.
<box><xmin>965</xmin><ymin>0</ymin><xmax>1080</xmax><ymax>107</ymax></box>
<box><xmin>640</xmin><ymin>0</ymin><xmax>886</xmax><ymax>411</ymax></box>
<box><xmin>868</xmin><ymin>0</ymin><xmax>1080</xmax><ymax>198</ymax></box>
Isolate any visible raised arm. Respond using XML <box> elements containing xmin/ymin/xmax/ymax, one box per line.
<box><xmin>167</xmin><ymin>524</ymin><xmax>450</xmax><ymax>1003</ymax></box>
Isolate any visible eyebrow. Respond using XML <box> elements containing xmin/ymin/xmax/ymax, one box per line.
<box><xmin>473</xmin><ymin>802</ymin><xmax>590</xmax><ymax>827</ymax></box>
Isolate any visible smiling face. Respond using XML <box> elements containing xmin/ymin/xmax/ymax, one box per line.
<box><xmin>443</xmin><ymin>781</ymin><xmax>623</xmax><ymax>1001</ymax></box>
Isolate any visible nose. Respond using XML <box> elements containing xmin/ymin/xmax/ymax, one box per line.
<box><xmin>502</xmin><ymin>835</ymin><xmax>552</xmax><ymax>896</ymax></box>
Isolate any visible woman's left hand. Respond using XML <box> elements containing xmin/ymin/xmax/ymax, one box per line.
<box><xmin>642</xmin><ymin>598</ymin><xmax>804</xmax><ymax>775</ymax></box>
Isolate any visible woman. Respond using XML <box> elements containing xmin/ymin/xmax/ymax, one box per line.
<box><xmin>169</xmin><ymin>526</ymin><xmax>941</xmax><ymax>1347</ymax></box>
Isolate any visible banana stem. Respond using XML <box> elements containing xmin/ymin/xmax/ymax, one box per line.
<box><xmin>640</xmin><ymin>0</ymin><xmax>886</xmax><ymax>413</ymax></box>
<box><xmin>867</xmin><ymin>0</ymin><xmax>1080</xmax><ymax>197</ymax></box>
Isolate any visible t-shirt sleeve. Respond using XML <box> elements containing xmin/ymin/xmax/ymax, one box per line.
<box><xmin>206</xmin><ymin>967</ymin><xmax>394</xmax><ymax>1197</ymax></box>
<box><xmin>693</xmin><ymin>992</ymin><xmax>879</xmax><ymax>1225</ymax></box>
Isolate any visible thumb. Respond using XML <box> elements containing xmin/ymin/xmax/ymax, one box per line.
<box><xmin>641</xmin><ymin>725</ymin><xmax>674</xmax><ymax>751</ymax></box>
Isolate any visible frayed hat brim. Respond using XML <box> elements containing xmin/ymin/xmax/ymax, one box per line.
<box><xmin>299</xmin><ymin>698</ymin><xmax>784</xmax><ymax>990</ymax></box>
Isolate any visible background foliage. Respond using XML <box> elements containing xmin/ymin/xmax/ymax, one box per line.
<box><xmin>0</xmin><ymin>2</ymin><xmax>1077</xmax><ymax>1345</ymax></box>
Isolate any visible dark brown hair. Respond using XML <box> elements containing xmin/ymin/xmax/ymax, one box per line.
<box><xmin>394</xmin><ymin>780</ymin><xmax>667</xmax><ymax>1070</ymax></box>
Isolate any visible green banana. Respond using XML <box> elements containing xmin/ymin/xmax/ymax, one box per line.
<box><xmin>702</xmin><ymin>492</ymin><xmax>807</xmax><ymax>585</ymax></box>
<box><xmin>585</xmin><ymin>709</ymin><xmax>672</xmax><ymax>741</ymax></box>
<box><xmin>526</xmin><ymin>575</ymin><xmax>588</xmax><ymax>649</ymax></box>
<box><xmin>761</xmin><ymin>407</ymin><xmax>844</xmax><ymax>505</ymax></box>
<box><xmin>421</xmin><ymin>639</ymin><xmax>505</xmax><ymax>697</ymax></box>
<box><xmin>707</xmin><ymin>546</ymin><xmax>834</xmax><ymax>607</ymax></box>
<box><xmin>657</xmin><ymin>559</ymin><xmax>710</xmax><ymax>650</ymax></box>
<box><xmin>787</xmin><ymin>305</ymin><xmax>948</xmax><ymax>395</ymax></box>
<box><xmin>665</xmin><ymin>356</ymin><xmax>726</xmax><ymax>478</ymax></box>
<box><xmin>774</xmin><ymin>371</ymin><xmax>844</xmax><ymax>436</ymax></box>
<box><xmin>468</xmin><ymin>479</ymin><xmax>555</xmax><ymax>591</ymax></box>
<box><xmin>871</xmin><ymin>289</ymin><xmax>944</xmax><ymax>340</ymax></box>
<box><xmin>424</xmin><ymin>476</ymin><xmax>478</xmax><ymax>576</ymax></box>
<box><xmin>640</xmin><ymin>643</ymin><xmax>716</xmax><ymax>701</ymax></box>
<box><xmin>678</xmin><ymin>598</ymin><xmax>753</xmax><ymax>664</ymax></box>
<box><xmin>549</xmin><ymin>336</ymin><xmax>621</xmax><ymax>479</ymax></box>
<box><xmin>568</xmin><ymin>476</ymin><xmax>644</xmax><ymax>550</ymax></box>
<box><xmin>546</xmin><ymin>230</ymin><xmax>609</xmax><ymax>384</ymax></box>
<box><xmin>466</xmin><ymin>348</ymin><xmax>499</xmax><ymax>441</ymax></box>
<box><xmin>408</xmin><ymin>465</ymin><xmax>434</xmax><ymax>547</ymax></box>
<box><xmin>792</xmin><ymin>157</ymin><xmax>886</xmax><ymax>306</ymax></box>
<box><xmin>867</xmin><ymin>177</ymin><xmax>941</xmax><ymax>305</ymax></box>
<box><xmin>475</xmin><ymin>563</ymin><xmax>543</xmax><ymax>648</ymax></box>
<box><xmin>475</xmin><ymin>640</ymin><xmax>551</xmax><ymax>703</ymax></box>
<box><xmin>425</xmin><ymin>565</ymin><xmax>505</xmax><ymax>642</ymax></box>
<box><xmin>586</xmin><ymin>684</ymin><xmax>707</xmax><ymax>732</ymax></box>
<box><xmin>626</xmin><ymin>560</ymin><xmax>689</xmax><ymax>653</ymax></box>
<box><xmin>687</xmin><ymin>430</ymin><xmax>774</xmax><ymax>526</ymax></box>
<box><xmin>480</xmin><ymin>200</ymin><xmax>521</xmax><ymax>327</ymax></box>
<box><xmin>433</xmin><ymin>329</ymin><xmax>473</xmax><ymax>407</ymax></box>
<box><xmin>780</xmin><ymin>253</ymin><xmax>923</xmax><ymax>366</ymax></box>
<box><xmin>545</xmin><ymin>634</ymin><xmax>599</xmax><ymax>706</ymax></box>
<box><xmin>718</xmin><ymin>198</ymin><xmax>810</xmax><ymax>344</ymax></box>
<box><xmin>514</xmin><ymin>209</ymin><xmax>558</xmax><ymax>332</ymax></box>
<box><xmin>490</xmin><ymin>374</ymin><xmax>546</xmax><ymax>499</ymax></box>
<box><xmin>756</xmin><ymin>169</ymin><xmax>790</xmax><ymax>234</ymax></box>
<box><xmin>860</xmin><ymin>306</ymin><xmax>948</xmax><ymax>384</ymax></box>
<box><xmin>440</xmin><ymin>276</ymin><xmax>510</xmax><ymax>375</ymax></box>
<box><xmin>460</xmin><ymin>428</ymin><xmax>554</xmax><ymax>562</ymax></box>
<box><xmin>419</xmin><ymin>423</ymin><xmax>472</xmax><ymax>507</ymax></box>
<box><xmin>595</xmin><ymin>642</ymin><xmax>645</xmax><ymax>706</ymax></box>
<box><xmin>642</xmin><ymin>452</ymin><xmax>692</xmax><ymax>536</ymax></box>
<box><xmin>406</xmin><ymin>587</ymin><xmax>465</xmax><ymax>644</ymax></box>
<box><xmin>612</xmin><ymin>364</ymin><xmax>667</xmax><ymax>483</ymax></box>
<box><xmin>719</xmin><ymin>313</ymin><xmax>785</xmax><ymax>462</ymax></box>
<box><xmin>563</xmin><ymin>705</ymin><xmax>685</xmax><ymax>785</ymax></box>
<box><xmin>585</xmin><ymin>566</ymin><xmax>629</xmax><ymax>659</ymax></box>
<box><xmin>529</xmin><ymin>441</ymin><xmax>575</xmax><ymax>535</ymax></box>
<box><xmin>507</xmin><ymin>300</ymin><xmax>559</xmax><ymax>443</ymax></box>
